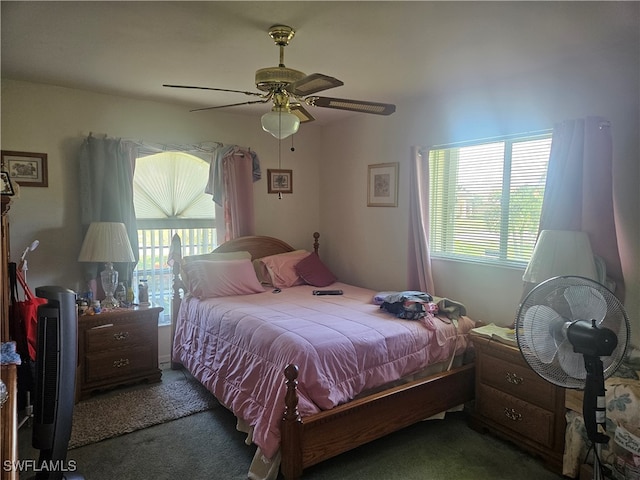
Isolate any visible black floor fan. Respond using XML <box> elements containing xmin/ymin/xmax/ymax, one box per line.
<box><xmin>30</xmin><ymin>286</ymin><xmax>84</xmax><ymax>480</ymax></box>
<box><xmin>515</xmin><ymin>276</ymin><xmax>630</xmax><ymax>480</ymax></box>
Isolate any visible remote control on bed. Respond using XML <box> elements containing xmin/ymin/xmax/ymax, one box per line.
<box><xmin>312</xmin><ymin>290</ymin><xmax>344</xmax><ymax>295</ymax></box>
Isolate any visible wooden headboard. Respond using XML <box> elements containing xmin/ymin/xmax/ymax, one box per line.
<box><xmin>211</xmin><ymin>232</ymin><xmax>319</xmax><ymax>260</ymax></box>
<box><xmin>211</xmin><ymin>236</ymin><xmax>291</xmax><ymax>259</ymax></box>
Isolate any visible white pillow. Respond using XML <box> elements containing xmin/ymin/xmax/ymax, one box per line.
<box><xmin>183</xmin><ymin>259</ymin><xmax>265</xmax><ymax>298</ymax></box>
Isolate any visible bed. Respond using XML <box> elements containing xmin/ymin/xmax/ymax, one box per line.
<box><xmin>169</xmin><ymin>232</ymin><xmax>477</xmax><ymax>480</ymax></box>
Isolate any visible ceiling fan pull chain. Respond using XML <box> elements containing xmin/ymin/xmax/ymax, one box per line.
<box><xmin>277</xmin><ymin>112</ymin><xmax>284</xmax><ymax>200</ymax></box>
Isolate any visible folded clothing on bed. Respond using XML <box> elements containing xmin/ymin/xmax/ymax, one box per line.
<box><xmin>375</xmin><ymin>291</ymin><xmax>467</xmax><ymax>321</ymax></box>
<box><xmin>379</xmin><ymin>291</ymin><xmax>437</xmax><ymax>320</ymax></box>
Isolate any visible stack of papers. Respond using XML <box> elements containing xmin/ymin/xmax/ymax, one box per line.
<box><xmin>471</xmin><ymin>323</ymin><xmax>517</xmax><ymax>347</ymax></box>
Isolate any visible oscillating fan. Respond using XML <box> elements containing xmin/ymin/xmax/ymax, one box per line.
<box><xmin>515</xmin><ymin>276</ymin><xmax>630</xmax><ymax>480</ymax></box>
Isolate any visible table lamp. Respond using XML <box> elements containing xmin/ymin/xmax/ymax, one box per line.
<box><xmin>522</xmin><ymin>229</ymin><xmax>598</xmax><ymax>297</ymax></box>
<box><xmin>78</xmin><ymin>222</ymin><xmax>135</xmax><ymax>309</ymax></box>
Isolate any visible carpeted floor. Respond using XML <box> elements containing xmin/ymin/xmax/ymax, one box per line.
<box><xmin>17</xmin><ymin>364</ymin><xmax>566</xmax><ymax>480</ymax></box>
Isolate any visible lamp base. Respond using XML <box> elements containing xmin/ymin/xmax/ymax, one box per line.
<box><xmin>100</xmin><ymin>262</ymin><xmax>120</xmax><ymax>310</ymax></box>
<box><xmin>101</xmin><ymin>294</ymin><xmax>120</xmax><ymax>310</ymax></box>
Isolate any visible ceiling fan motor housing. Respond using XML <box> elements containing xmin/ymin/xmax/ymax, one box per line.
<box><xmin>255</xmin><ymin>67</ymin><xmax>306</xmax><ymax>92</ymax></box>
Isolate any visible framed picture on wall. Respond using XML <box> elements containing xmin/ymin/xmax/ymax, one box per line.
<box><xmin>1</xmin><ymin>150</ymin><xmax>48</xmax><ymax>187</ymax></box>
<box><xmin>267</xmin><ymin>169</ymin><xmax>293</xmax><ymax>194</ymax></box>
<box><xmin>367</xmin><ymin>162</ymin><xmax>398</xmax><ymax>207</ymax></box>
<box><xmin>1</xmin><ymin>172</ymin><xmax>15</xmax><ymax>196</ymax></box>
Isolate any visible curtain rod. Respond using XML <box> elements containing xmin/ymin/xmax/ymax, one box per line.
<box><xmin>123</xmin><ymin>139</ymin><xmax>226</xmax><ymax>152</ymax></box>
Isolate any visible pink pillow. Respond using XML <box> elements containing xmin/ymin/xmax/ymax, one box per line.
<box><xmin>258</xmin><ymin>250</ymin><xmax>310</xmax><ymax>288</ymax></box>
<box><xmin>295</xmin><ymin>253</ymin><xmax>337</xmax><ymax>287</ymax></box>
<box><xmin>183</xmin><ymin>259</ymin><xmax>265</xmax><ymax>299</ymax></box>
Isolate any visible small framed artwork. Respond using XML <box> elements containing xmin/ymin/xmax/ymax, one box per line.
<box><xmin>1</xmin><ymin>172</ymin><xmax>15</xmax><ymax>196</ymax></box>
<box><xmin>367</xmin><ymin>162</ymin><xmax>398</xmax><ymax>207</ymax></box>
<box><xmin>267</xmin><ymin>169</ymin><xmax>293</xmax><ymax>194</ymax></box>
<box><xmin>1</xmin><ymin>150</ymin><xmax>48</xmax><ymax>187</ymax></box>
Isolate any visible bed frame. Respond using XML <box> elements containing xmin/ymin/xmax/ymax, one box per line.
<box><xmin>170</xmin><ymin>232</ymin><xmax>475</xmax><ymax>480</ymax></box>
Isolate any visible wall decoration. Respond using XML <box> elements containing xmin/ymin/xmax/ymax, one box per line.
<box><xmin>267</xmin><ymin>169</ymin><xmax>293</xmax><ymax>194</ymax></box>
<box><xmin>367</xmin><ymin>162</ymin><xmax>398</xmax><ymax>207</ymax></box>
<box><xmin>1</xmin><ymin>172</ymin><xmax>14</xmax><ymax>196</ymax></box>
<box><xmin>1</xmin><ymin>150</ymin><xmax>48</xmax><ymax>187</ymax></box>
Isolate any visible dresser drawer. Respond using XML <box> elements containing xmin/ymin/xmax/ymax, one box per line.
<box><xmin>85</xmin><ymin>345</ymin><xmax>155</xmax><ymax>383</ymax></box>
<box><xmin>479</xmin><ymin>353</ymin><xmax>556</xmax><ymax>410</ymax></box>
<box><xmin>86</xmin><ymin>321</ymin><xmax>153</xmax><ymax>351</ymax></box>
<box><xmin>477</xmin><ymin>383</ymin><xmax>555</xmax><ymax>448</ymax></box>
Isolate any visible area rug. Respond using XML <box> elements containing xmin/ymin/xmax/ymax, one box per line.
<box><xmin>68</xmin><ymin>375</ymin><xmax>219</xmax><ymax>449</ymax></box>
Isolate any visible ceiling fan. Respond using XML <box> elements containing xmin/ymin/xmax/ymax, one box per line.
<box><xmin>163</xmin><ymin>24</ymin><xmax>396</xmax><ymax>138</ymax></box>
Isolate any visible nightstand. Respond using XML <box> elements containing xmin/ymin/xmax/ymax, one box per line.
<box><xmin>77</xmin><ymin>306</ymin><xmax>163</xmax><ymax>400</ymax></box>
<box><xmin>468</xmin><ymin>333</ymin><xmax>566</xmax><ymax>474</ymax></box>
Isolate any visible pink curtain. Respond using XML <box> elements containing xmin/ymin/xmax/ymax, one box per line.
<box><xmin>221</xmin><ymin>150</ymin><xmax>256</xmax><ymax>241</ymax></box>
<box><xmin>539</xmin><ymin>116</ymin><xmax>624</xmax><ymax>300</ymax></box>
<box><xmin>408</xmin><ymin>146</ymin><xmax>435</xmax><ymax>294</ymax></box>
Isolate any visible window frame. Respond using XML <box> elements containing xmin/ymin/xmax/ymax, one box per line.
<box><xmin>427</xmin><ymin>131</ymin><xmax>552</xmax><ymax>268</ymax></box>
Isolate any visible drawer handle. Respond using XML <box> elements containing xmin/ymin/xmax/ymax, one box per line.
<box><xmin>113</xmin><ymin>358</ymin><xmax>130</xmax><ymax>368</ymax></box>
<box><xmin>113</xmin><ymin>331</ymin><xmax>129</xmax><ymax>341</ymax></box>
<box><xmin>504</xmin><ymin>407</ymin><xmax>522</xmax><ymax>422</ymax></box>
<box><xmin>505</xmin><ymin>372</ymin><xmax>523</xmax><ymax>385</ymax></box>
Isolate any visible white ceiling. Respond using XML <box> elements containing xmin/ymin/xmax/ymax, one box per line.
<box><xmin>2</xmin><ymin>1</ymin><xmax>638</xmax><ymax>125</ymax></box>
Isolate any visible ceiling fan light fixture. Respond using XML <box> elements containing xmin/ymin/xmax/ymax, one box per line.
<box><xmin>261</xmin><ymin>108</ymin><xmax>300</xmax><ymax>139</ymax></box>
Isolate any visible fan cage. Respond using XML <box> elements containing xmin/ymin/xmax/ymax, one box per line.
<box><xmin>515</xmin><ymin>276</ymin><xmax>629</xmax><ymax>390</ymax></box>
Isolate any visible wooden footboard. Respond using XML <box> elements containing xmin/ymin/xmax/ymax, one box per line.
<box><xmin>281</xmin><ymin>362</ymin><xmax>475</xmax><ymax>480</ymax></box>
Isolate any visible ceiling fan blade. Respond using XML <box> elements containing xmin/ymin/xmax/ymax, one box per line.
<box><xmin>290</xmin><ymin>104</ymin><xmax>315</xmax><ymax>123</ymax></box>
<box><xmin>289</xmin><ymin>73</ymin><xmax>344</xmax><ymax>96</ymax></box>
<box><xmin>163</xmin><ymin>84</ymin><xmax>265</xmax><ymax>98</ymax></box>
<box><xmin>307</xmin><ymin>96</ymin><xmax>396</xmax><ymax>115</ymax></box>
<box><xmin>190</xmin><ymin>98</ymin><xmax>271</xmax><ymax>113</ymax></box>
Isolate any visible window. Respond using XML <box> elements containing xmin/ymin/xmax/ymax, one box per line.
<box><xmin>133</xmin><ymin>152</ymin><xmax>217</xmax><ymax>324</ymax></box>
<box><xmin>428</xmin><ymin>133</ymin><xmax>552</xmax><ymax>267</ymax></box>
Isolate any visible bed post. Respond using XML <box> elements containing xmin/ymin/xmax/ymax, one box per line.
<box><xmin>313</xmin><ymin>231</ymin><xmax>319</xmax><ymax>255</ymax></box>
<box><xmin>170</xmin><ymin>233</ymin><xmax>185</xmax><ymax>370</ymax></box>
<box><xmin>281</xmin><ymin>364</ymin><xmax>303</xmax><ymax>480</ymax></box>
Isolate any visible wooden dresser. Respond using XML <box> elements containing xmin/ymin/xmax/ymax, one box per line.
<box><xmin>1</xmin><ymin>196</ymin><xmax>18</xmax><ymax>480</ymax></box>
<box><xmin>77</xmin><ymin>306</ymin><xmax>162</xmax><ymax>400</ymax></box>
<box><xmin>469</xmin><ymin>334</ymin><xmax>566</xmax><ymax>474</ymax></box>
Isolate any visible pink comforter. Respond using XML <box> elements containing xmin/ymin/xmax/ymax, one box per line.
<box><xmin>172</xmin><ymin>282</ymin><xmax>475</xmax><ymax>459</ymax></box>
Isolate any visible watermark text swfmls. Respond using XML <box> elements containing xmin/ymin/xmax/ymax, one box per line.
<box><xmin>3</xmin><ymin>459</ymin><xmax>78</xmax><ymax>473</ymax></box>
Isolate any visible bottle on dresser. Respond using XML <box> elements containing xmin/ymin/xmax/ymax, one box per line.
<box><xmin>138</xmin><ymin>279</ymin><xmax>149</xmax><ymax>305</ymax></box>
